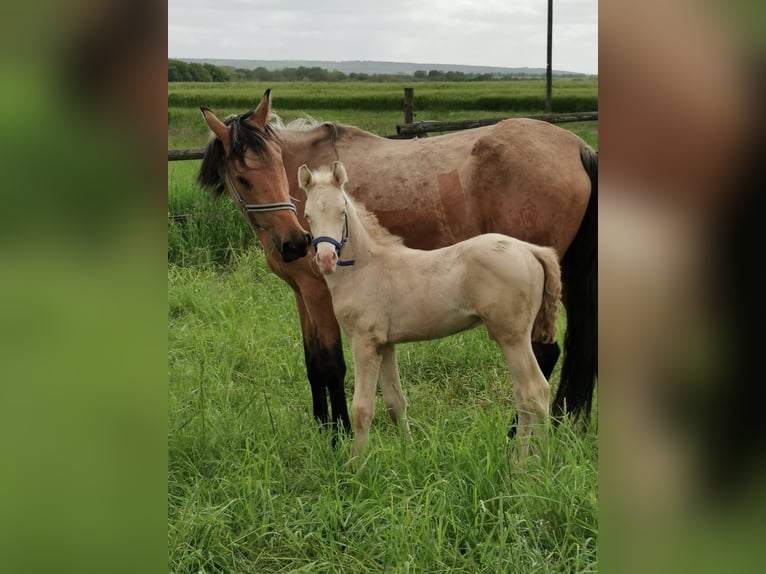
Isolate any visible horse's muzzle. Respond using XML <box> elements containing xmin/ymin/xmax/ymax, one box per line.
<box><xmin>280</xmin><ymin>233</ymin><xmax>312</xmax><ymax>262</ymax></box>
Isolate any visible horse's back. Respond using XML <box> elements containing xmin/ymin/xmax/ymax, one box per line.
<box><xmin>335</xmin><ymin>119</ymin><xmax>592</xmax><ymax>255</ymax></box>
<box><xmin>465</xmin><ymin>120</ymin><xmax>592</xmax><ymax>252</ymax></box>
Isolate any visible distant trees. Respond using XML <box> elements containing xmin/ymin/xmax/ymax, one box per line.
<box><xmin>204</xmin><ymin>63</ymin><xmax>229</xmax><ymax>82</ymax></box>
<box><xmin>168</xmin><ymin>60</ymin><xmax>229</xmax><ymax>82</ymax></box>
<box><xmin>168</xmin><ymin>60</ymin><xmax>192</xmax><ymax>82</ymax></box>
<box><xmin>224</xmin><ymin>66</ymin><xmax>348</xmax><ymax>82</ymax></box>
<box><xmin>168</xmin><ymin>59</ymin><xmax>592</xmax><ymax>83</ymax></box>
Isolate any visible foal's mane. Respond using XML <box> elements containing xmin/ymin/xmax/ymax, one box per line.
<box><xmin>196</xmin><ymin>113</ymin><xmax>342</xmax><ymax>198</ymax></box>
<box><xmin>345</xmin><ymin>193</ymin><xmax>403</xmax><ymax>247</ymax></box>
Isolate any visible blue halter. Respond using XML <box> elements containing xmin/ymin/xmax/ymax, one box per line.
<box><xmin>311</xmin><ymin>210</ymin><xmax>355</xmax><ymax>267</ymax></box>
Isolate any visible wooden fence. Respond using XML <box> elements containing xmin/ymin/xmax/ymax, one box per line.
<box><xmin>395</xmin><ymin>111</ymin><xmax>597</xmax><ymax>138</ymax></box>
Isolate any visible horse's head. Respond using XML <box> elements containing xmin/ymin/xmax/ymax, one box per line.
<box><xmin>298</xmin><ymin>161</ymin><xmax>350</xmax><ymax>275</ymax></box>
<box><xmin>197</xmin><ymin>90</ymin><xmax>311</xmax><ymax>263</ymax></box>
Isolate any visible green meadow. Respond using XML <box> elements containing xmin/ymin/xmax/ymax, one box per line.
<box><xmin>168</xmin><ymin>80</ymin><xmax>598</xmax><ymax>573</ymax></box>
<box><xmin>168</xmin><ymin>79</ymin><xmax>598</xmax><ymax>148</ymax></box>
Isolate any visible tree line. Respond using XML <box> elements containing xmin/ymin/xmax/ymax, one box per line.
<box><xmin>168</xmin><ymin>59</ymin><xmax>588</xmax><ymax>83</ymax></box>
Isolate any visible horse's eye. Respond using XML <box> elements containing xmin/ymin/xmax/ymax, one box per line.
<box><xmin>236</xmin><ymin>176</ymin><xmax>251</xmax><ymax>188</ymax></box>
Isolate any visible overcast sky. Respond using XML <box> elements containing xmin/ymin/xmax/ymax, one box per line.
<box><xmin>168</xmin><ymin>0</ymin><xmax>598</xmax><ymax>75</ymax></box>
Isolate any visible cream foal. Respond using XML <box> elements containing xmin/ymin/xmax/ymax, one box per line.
<box><xmin>299</xmin><ymin>161</ymin><xmax>562</xmax><ymax>465</ymax></box>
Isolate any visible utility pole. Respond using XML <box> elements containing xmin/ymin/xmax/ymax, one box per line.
<box><xmin>545</xmin><ymin>0</ymin><xmax>553</xmax><ymax>113</ymax></box>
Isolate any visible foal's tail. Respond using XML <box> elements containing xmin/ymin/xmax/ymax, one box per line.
<box><xmin>530</xmin><ymin>244</ymin><xmax>563</xmax><ymax>344</ymax></box>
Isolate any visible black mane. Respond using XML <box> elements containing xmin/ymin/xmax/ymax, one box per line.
<box><xmin>196</xmin><ymin>112</ymin><xmax>279</xmax><ymax>197</ymax></box>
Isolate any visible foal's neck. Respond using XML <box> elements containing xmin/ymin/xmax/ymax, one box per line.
<box><xmin>342</xmin><ymin>192</ymin><xmax>402</xmax><ymax>255</ymax></box>
<box><xmin>341</xmin><ymin>194</ymin><xmax>370</xmax><ymax>260</ymax></box>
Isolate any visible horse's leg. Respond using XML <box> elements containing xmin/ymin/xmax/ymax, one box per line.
<box><xmin>509</xmin><ymin>341</ymin><xmax>560</xmax><ymax>437</ymax></box>
<box><xmin>350</xmin><ymin>337</ymin><xmax>383</xmax><ymax>465</ymax></box>
<box><xmin>378</xmin><ymin>344</ymin><xmax>411</xmax><ymax>438</ymax></box>
<box><xmin>533</xmin><ymin>341</ymin><xmax>561</xmax><ymax>380</ymax></box>
<box><xmin>293</xmin><ymin>286</ymin><xmax>351</xmax><ymax>435</ymax></box>
<box><xmin>293</xmin><ymin>293</ymin><xmax>329</xmax><ymax>425</ymax></box>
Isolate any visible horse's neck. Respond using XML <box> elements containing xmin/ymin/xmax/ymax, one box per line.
<box><xmin>279</xmin><ymin>124</ymin><xmax>350</xmax><ymax>165</ymax></box>
<box><xmin>280</xmin><ymin>124</ymin><xmax>380</xmax><ymax>178</ymax></box>
<box><xmin>279</xmin><ymin>127</ymin><xmax>339</xmax><ymax>194</ymax></box>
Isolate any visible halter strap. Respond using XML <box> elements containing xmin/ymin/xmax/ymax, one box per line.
<box><xmin>222</xmin><ymin>169</ymin><xmax>298</xmax><ymax>231</ymax></box>
<box><xmin>311</xmin><ymin>210</ymin><xmax>355</xmax><ymax>266</ymax></box>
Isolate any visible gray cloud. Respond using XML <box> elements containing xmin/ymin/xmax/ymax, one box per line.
<box><xmin>168</xmin><ymin>0</ymin><xmax>597</xmax><ymax>74</ymax></box>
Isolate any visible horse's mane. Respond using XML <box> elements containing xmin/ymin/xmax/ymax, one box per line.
<box><xmin>345</xmin><ymin>193</ymin><xmax>404</xmax><ymax>247</ymax></box>
<box><xmin>272</xmin><ymin>114</ymin><xmax>334</xmax><ymax>135</ymax></box>
<box><xmin>273</xmin><ymin>115</ymin><xmax>375</xmax><ymax>149</ymax></box>
<box><xmin>197</xmin><ymin>112</ymin><xmax>373</xmax><ymax>198</ymax></box>
<box><xmin>197</xmin><ymin>112</ymin><xmax>280</xmax><ymax>197</ymax></box>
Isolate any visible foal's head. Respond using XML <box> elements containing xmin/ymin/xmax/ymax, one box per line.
<box><xmin>298</xmin><ymin>161</ymin><xmax>349</xmax><ymax>274</ymax></box>
<box><xmin>197</xmin><ymin>90</ymin><xmax>311</xmax><ymax>263</ymax></box>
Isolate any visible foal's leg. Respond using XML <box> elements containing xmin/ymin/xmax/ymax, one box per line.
<box><xmin>350</xmin><ymin>337</ymin><xmax>383</xmax><ymax>465</ymax></box>
<box><xmin>499</xmin><ymin>340</ymin><xmax>551</xmax><ymax>457</ymax></box>
<box><xmin>379</xmin><ymin>344</ymin><xmax>411</xmax><ymax>438</ymax></box>
<box><xmin>508</xmin><ymin>341</ymin><xmax>560</xmax><ymax>437</ymax></box>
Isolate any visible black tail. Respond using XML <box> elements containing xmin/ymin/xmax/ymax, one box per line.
<box><xmin>553</xmin><ymin>147</ymin><xmax>598</xmax><ymax>421</ymax></box>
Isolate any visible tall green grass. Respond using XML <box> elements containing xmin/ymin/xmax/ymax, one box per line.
<box><xmin>168</xmin><ymin>80</ymin><xmax>597</xmax><ymax>113</ymax></box>
<box><xmin>168</xmin><ymin>252</ymin><xmax>597</xmax><ymax>573</ymax></box>
<box><xmin>168</xmin><ymin>161</ymin><xmax>254</xmax><ymax>267</ymax></box>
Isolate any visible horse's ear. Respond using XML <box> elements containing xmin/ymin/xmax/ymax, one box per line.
<box><xmin>246</xmin><ymin>89</ymin><xmax>272</xmax><ymax>131</ymax></box>
<box><xmin>332</xmin><ymin>161</ymin><xmax>348</xmax><ymax>187</ymax></box>
<box><xmin>201</xmin><ymin>107</ymin><xmax>231</xmax><ymax>153</ymax></box>
<box><xmin>297</xmin><ymin>164</ymin><xmax>313</xmax><ymax>191</ymax></box>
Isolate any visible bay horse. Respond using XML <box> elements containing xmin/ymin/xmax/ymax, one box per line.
<box><xmin>299</xmin><ymin>161</ymin><xmax>562</xmax><ymax>462</ymax></box>
<box><xmin>197</xmin><ymin>89</ymin><xmax>597</xmax><ymax>436</ymax></box>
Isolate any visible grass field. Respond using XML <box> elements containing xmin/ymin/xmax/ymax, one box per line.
<box><xmin>168</xmin><ymin>80</ymin><xmax>598</xmax><ymax>573</ymax></box>
<box><xmin>168</xmin><ymin>79</ymin><xmax>598</xmax><ymax>148</ymax></box>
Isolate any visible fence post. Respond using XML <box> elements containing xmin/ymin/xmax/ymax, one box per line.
<box><xmin>403</xmin><ymin>87</ymin><xmax>414</xmax><ymax>124</ymax></box>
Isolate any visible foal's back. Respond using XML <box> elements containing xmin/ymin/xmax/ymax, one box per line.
<box><xmin>340</xmin><ymin>233</ymin><xmax>547</xmax><ymax>345</ymax></box>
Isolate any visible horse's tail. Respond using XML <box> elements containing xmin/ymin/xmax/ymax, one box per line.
<box><xmin>530</xmin><ymin>244</ymin><xmax>563</xmax><ymax>345</ymax></box>
<box><xmin>553</xmin><ymin>146</ymin><xmax>598</xmax><ymax>421</ymax></box>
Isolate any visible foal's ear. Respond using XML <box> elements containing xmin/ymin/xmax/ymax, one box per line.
<box><xmin>297</xmin><ymin>164</ymin><xmax>313</xmax><ymax>191</ymax></box>
<box><xmin>200</xmin><ymin>107</ymin><xmax>231</xmax><ymax>153</ymax></box>
<box><xmin>332</xmin><ymin>161</ymin><xmax>348</xmax><ymax>186</ymax></box>
<box><xmin>246</xmin><ymin>89</ymin><xmax>272</xmax><ymax>131</ymax></box>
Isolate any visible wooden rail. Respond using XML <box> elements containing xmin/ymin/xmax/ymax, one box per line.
<box><xmin>395</xmin><ymin>111</ymin><xmax>598</xmax><ymax>137</ymax></box>
<box><xmin>169</xmin><ymin>148</ymin><xmax>205</xmax><ymax>161</ymax></box>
